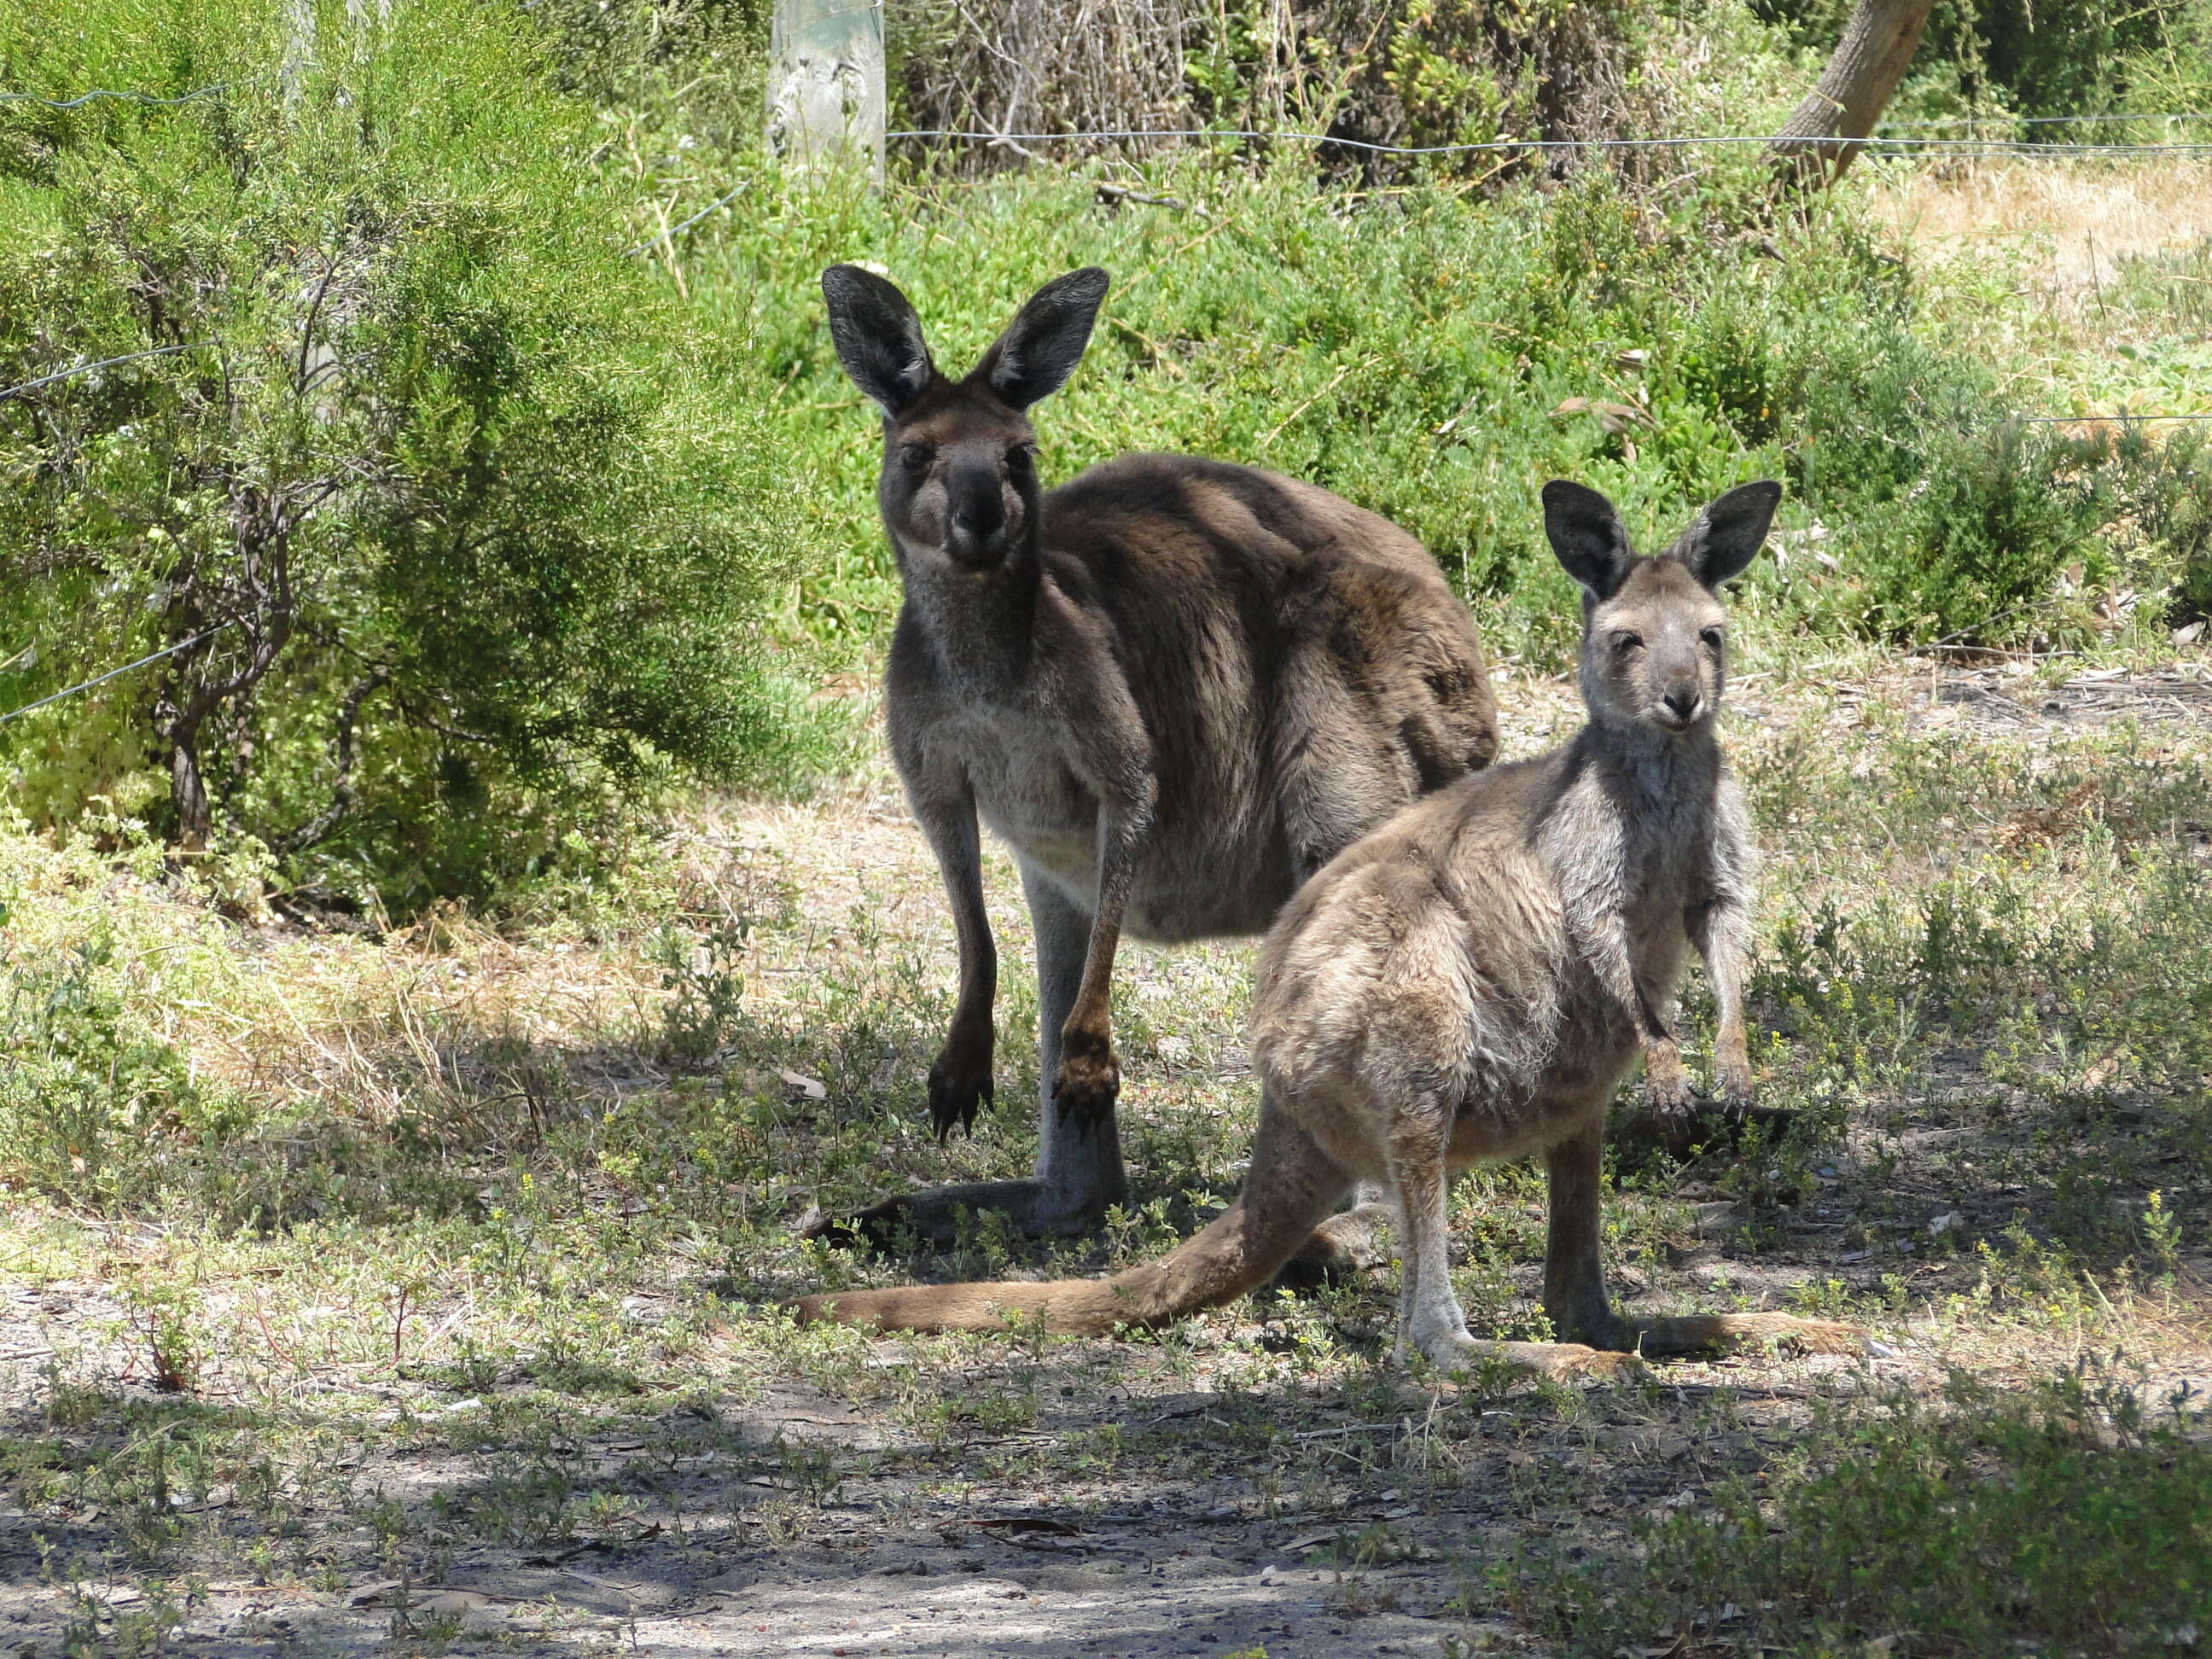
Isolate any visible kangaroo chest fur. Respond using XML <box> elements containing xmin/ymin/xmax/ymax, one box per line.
<box><xmin>1545</xmin><ymin>741</ymin><xmax>1729</xmax><ymax>1058</ymax></box>
<box><xmin>878</xmin><ymin>450</ymin><xmax>1495</xmax><ymax>952</ymax></box>
<box><xmin>887</xmin><ymin>588</ymin><xmax>1294</xmax><ymax>944</ymax></box>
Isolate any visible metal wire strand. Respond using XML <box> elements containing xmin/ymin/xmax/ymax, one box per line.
<box><xmin>0</xmin><ymin>84</ymin><xmax>222</xmax><ymax>108</ymax></box>
<box><xmin>0</xmin><ymin>341</ymin><xmax>213</xmax><ymax>403</ymax></box>
<box><xmin>0</xmin><ymin>625</ymin><xmax>233</xmax><ymax>726</ymax></box>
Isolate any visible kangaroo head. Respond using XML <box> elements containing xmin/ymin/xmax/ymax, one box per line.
<box><xmin>821</xmin><ymin>264</ymin><xmax>1109</xmax><ymax>571</ymax></box>
<box><xmin>1542</xmin><ymin>479</ymin><xmax>1781</xmax><ymax>737</ymax></box>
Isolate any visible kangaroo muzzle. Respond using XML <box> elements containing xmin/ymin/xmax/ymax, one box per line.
<box><xmin>944</xmin><ymin>461</ymin><xmax>1011</xmax><ymax>564</ymax></box>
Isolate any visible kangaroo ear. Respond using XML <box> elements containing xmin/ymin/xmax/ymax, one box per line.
<box><xmin>1542</xmin><ymin>480</ymin><xmax>1634</xmax><ymax>602</ymax></box>
<box><xmin>822</xmin><ymin>264</ymin><xmax>934</xmax><ymax>417</ymax></box>
<box><xmin>1672</xmin><ymin>480</ymin><xmax>1782</xmax><ymax>591</ymax></box>
<box><xmin>978</xmin><ymin>267</ymin><xmax>1109</xmax><ymax>410</ymax></box>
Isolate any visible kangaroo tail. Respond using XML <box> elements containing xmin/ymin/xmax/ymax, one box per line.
<box><xmin>1634</xmin><ymin>1312</ymin><xmax>1865</xmax><ymax>1358</ymax></box>
<box><xmin>791</xmin><ymin>1098</ymin><xmax>1351</xmax><ymax>1337</ymax></box>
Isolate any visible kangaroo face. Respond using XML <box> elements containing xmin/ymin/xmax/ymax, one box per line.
<box><xmin>878</xmin><ymin>388</ymin><xmax>1040</xmax><ymax>569</ymax></box>
<box><xmin>1586</xmin><ymin>560</ymin><xmax>1728</xmax><ymax>734</ymax></box>
<box><xmin>822</xmin><ymin>264</ymin><xmax>1110</xmax><ymax>573</ymax></box>
<box><xmin>1540</xmin><ymin>478</ymin><xmax>1783</xmax><ymax>738</ymax></box>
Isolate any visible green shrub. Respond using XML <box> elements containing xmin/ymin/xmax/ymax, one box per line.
<box><xmin>0</xmin><ymin>914</ymin><xmax>225</xmax><ymax>1211</ymax></box>
<box><xmin>708</xmin><ymin>156</ymin><xmax>2180</xmax><ymax>661</ymax></box>
<box><xmin>0</xmin><ymin>0</ymin><xmax>822</xmax><ymax>911</ymax></box>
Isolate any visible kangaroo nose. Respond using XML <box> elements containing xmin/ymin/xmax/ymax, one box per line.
<box><xmin>947</xmin><ymin>463</ymin><xmax>1004</xmax><ymax>543</ymax></box>
<box><xmin>1662</xmin><ymin>686</ymin><xmax>1702</xmax><ymax>722</ymax></box>
<box><xmin>952</xmin><ymin>496</ymin><xmax>1000</xmax><ymax>537</ymax></box>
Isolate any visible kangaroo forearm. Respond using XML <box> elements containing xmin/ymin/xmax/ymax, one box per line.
<box><xmin>1065</xmin><ymin>807</ymin><xmax>1146</xmax><ymax>1040</ymax></box>
<box><xmin>1688</xmin><ymin>894</ymin><xmax>1749</xmax><ymax>1008</ymax></box>
<box><xmin>951</xmin><ymin>932</ymin><xmax>998</xmax><ymax>1027</ymax></box>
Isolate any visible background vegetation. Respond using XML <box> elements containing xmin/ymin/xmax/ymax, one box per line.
<box><xmin>2</xmin><ymin>5</ymin><xmax>2210</xmax><ymax>1650</ymax></box>
<box><xmin>1755</xmin><ymin>0</ymin><xmax>2212</xmax><ymax>124</ymax></box>
<box><xmin>6</xmin><ymin>0</ymin><xmax>2212</xmax><ymax>908</ymax></box>
<box><xmin>1</xmin><ymin>0</ymin><xmax>818</xmax><ymax>911</ymax></box>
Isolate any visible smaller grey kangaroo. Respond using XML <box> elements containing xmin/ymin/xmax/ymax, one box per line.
<box><xmin>793</xmin><ymin>480</ymin><xmax>1858</xmax><ymax>1376</ymax></box>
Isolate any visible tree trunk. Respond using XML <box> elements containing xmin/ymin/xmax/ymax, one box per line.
<box><xmin>169</xmin><ymin>727</ymin><xmax>212</xmax><ymax>853</ymax></box>
<box><xmin>1770</xmin><ymin>0</ymin><xmax>1937</xmax><ymax>189</ymax></box>
<box><xmin>154</xmin><ymin>488</ymin><xmax>304</xmax><ymax>855</ymax></box>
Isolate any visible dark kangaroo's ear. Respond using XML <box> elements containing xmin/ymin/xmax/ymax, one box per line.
<box><xmin>978</xmin><ymin>266</ymin><xmax>1109</xmax><ymax>410</ymax></box>
<box><xmin>1671</xmin><ymin>480</ymin><xmax>1782</xmax><ymax>591</ymax></box>
<box><xmin>822</xmin><ymin>264</ymin><xmax>934</xmax><ymax>417</ymax></box>
<box><xmin>1542</xmin><ymin>480</ymin><xmax>1634</xmax><ymax>602</ymax></box>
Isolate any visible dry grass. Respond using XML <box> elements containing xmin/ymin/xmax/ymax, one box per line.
<box><xmin>1859</xmin><ymin>155</ymin><xmax>2212</xmax><ymax>420</ymax></box>
<box><xmin>1876</xmin><ymin>157</ymin><xmax>2212</xmax><ymax>305</ymax></box>
<box><xmin>1867</xmin><ymin>155</ymin><xmax>2212</xmax><ymax>294</ymax></box>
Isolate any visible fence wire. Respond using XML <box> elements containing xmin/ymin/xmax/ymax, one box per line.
<box><xmin>886</xmin><ymin>125</ymin><xmax>2212</xmax><ymax>159</ymax></box>
<box><xmin>0</xmin><ymin>341</ymin><xmax>213</xmax><ymax>404</ymax></box>
<box><xmin>0</xmin><ymin>626</ymin><xmax>233</xmax><ymax>726</ymax></box>
<box><xmin>0</xmin><ymin>84</ymin><xmax>221</xmax><ymax>108</ymax></box>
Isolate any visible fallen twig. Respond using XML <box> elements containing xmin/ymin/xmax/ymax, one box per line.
<box><xmin>1094</xmin><ymin>180</ymin><xmax>1201</xmax><ymax>216</ymax></box>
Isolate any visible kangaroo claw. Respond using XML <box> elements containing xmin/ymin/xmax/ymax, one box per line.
<box><xmin>927</xmin><ymin>1065</ymin><xmax>992</xmax><ymax>1144</ymax></box>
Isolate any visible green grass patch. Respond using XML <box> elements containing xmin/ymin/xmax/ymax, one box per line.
<box><xmin>1513</xmin><ymin>1365</ymin><xmax>2212</xmax><ymax>1657</ymax></box>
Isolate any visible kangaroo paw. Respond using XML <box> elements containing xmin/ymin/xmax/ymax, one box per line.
<box><xmin>1050</xmin><ymin>1042</ymin><xmax>1121</xmax><ymax>1138</ymax></box>
<box><xmin>926</xmin><ymin>1059</ymin><xmax>994</xmax><ymax>1144</ymax></box>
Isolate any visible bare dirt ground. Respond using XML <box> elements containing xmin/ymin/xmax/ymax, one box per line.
<box><xmin>0</xmin><ymin>1277</ymin><xmax>1932</xmax><ymax>1658</ymax></box>
<box><xmin>4</xmin><ymin>650</ymin><xmax>2210</xmax><ymax>1657</ymax></box>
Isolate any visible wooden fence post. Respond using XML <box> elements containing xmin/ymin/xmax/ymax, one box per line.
<box><xmin>766</xmin><ymin>0</ymin><xmax>887</xmax><ymax>187</ymax></box>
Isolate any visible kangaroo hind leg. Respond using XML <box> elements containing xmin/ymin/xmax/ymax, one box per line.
<box><xmin>805</xmin><ymin>864</ymin><xmax>1124</xmax><ymax>1252</ymax></box>
<box><xmin>1388</xmin><ymin>1103</ymin><xmax>1635</xmax><ymax>1381</ymax></box>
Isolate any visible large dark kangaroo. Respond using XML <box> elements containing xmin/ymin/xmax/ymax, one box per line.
<box><xmin>795</xmin><ymin>480</ymin><xmax>1860</xmax><ymax>1376</ymax></box>
<box><xmin>818</xmin><ymin>264</ymin><xmax>1499</xmax><ymax>1247</ymax></box>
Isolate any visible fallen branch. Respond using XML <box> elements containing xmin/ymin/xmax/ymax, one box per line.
<box><xmin>1094</xmin><ymin>180</ymin><xmax>1198</xmax><ymax>216</ymax></box>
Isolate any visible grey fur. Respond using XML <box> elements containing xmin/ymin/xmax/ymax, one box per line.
<box><xmin>793</xmin><ymin>479</ymin><xmax>1856</xmax><ymax>1373</ymax></box>
<box><xmin>816</xmin><ymin>264</ymin><xmax>1499</xmax><ymax>1245</ymax></box>
<box><xmin>1249</xmin><ymin>479</ymin><xmax>1780</xmax><ymax>1365</ymax></box>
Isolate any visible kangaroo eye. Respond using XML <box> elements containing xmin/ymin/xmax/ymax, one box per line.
<box><xmin>1007</xmin><ymin>444</ymin><xmax>1036</xmax><ymax>473</ymax></box>
<box><xmin>897</xmin><ymin>442</ymin><xmax>932</xmax><ymax>471</ymax></box>
<box><xmin>1700</xmin><ymin>626</ymin><xmax>1725</xmax><ymax>649</ymax></box>
<box><xmin>1610</xmin><ymin>632</ymin><xmax>1644</xmax><ymax>653</ymax></box>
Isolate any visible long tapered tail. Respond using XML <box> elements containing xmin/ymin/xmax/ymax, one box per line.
<box><xmin>1635</xmin><ymin>1312</ymin><xmax>1865</xmax><ymax>1357</ymax></box>
<box><xmin>791</xmin><ymin>1100</ymin><xmax>1350</xmax><ymax>1336</ymax></box>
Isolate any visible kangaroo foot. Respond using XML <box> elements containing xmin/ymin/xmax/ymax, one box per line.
<box><xmin>1418</xmin><ymin>1331</ymin><xmax>1643</xmax><ymax>1382</ymax></box>
<box><xmin>1269</xmin><ymin>1202</ymin><xmax>1393</xmax><ymax>1293</ymax></box>
<box><xmin>1633</xmin><ymin>1311</ymin><xmax>1865</xmax><ymax>1359</ymax></box>
<box><xmin>795</xmin><ymin>1178</ymin><xmax>1109</xmax><ymax>1253</ymax></box>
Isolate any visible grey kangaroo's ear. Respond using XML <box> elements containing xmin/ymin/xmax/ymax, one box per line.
<box><xmin>1672</xmin><ymin>480</ymin><xmax>1782</xmax><ymax>591</ymax></box>
<box><xmin>977</xmin><ymin>267</ymin><xmax>1109</xmax><ymax>410</ymax></box>
<box><xmin>1542</xmin><ymin>480</ymin><xmax>1634</xmax><ymax>602</ymax></box>
<box><xmin>822</xmin><ymin>264</ymin><xmax>934</xmax><ymax>417</ymax></box>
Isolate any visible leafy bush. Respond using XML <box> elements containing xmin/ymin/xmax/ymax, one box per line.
<box><xmin>0</xmin><ymin>917</ymin><xmax>222</xmax><ymax>1212</ymax></box>
<box><xmin>1753</xmin><ymin>0</ymin><xmax>2212</xmax><ymax>123</ymax></box>
<box><xmin>888</xmin><ymin>0</ymin><xmax>1669</xmax><ymax>181</ymax></box>
<box><xmin>707</xmin><ymin>156</ymin><xmax>2197</xmax><ymax>663</ymax></box>
<box><xmin>0</xmin><ymin>0</ymin><xmax>820</xmax><ymax>910</ymax></box>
